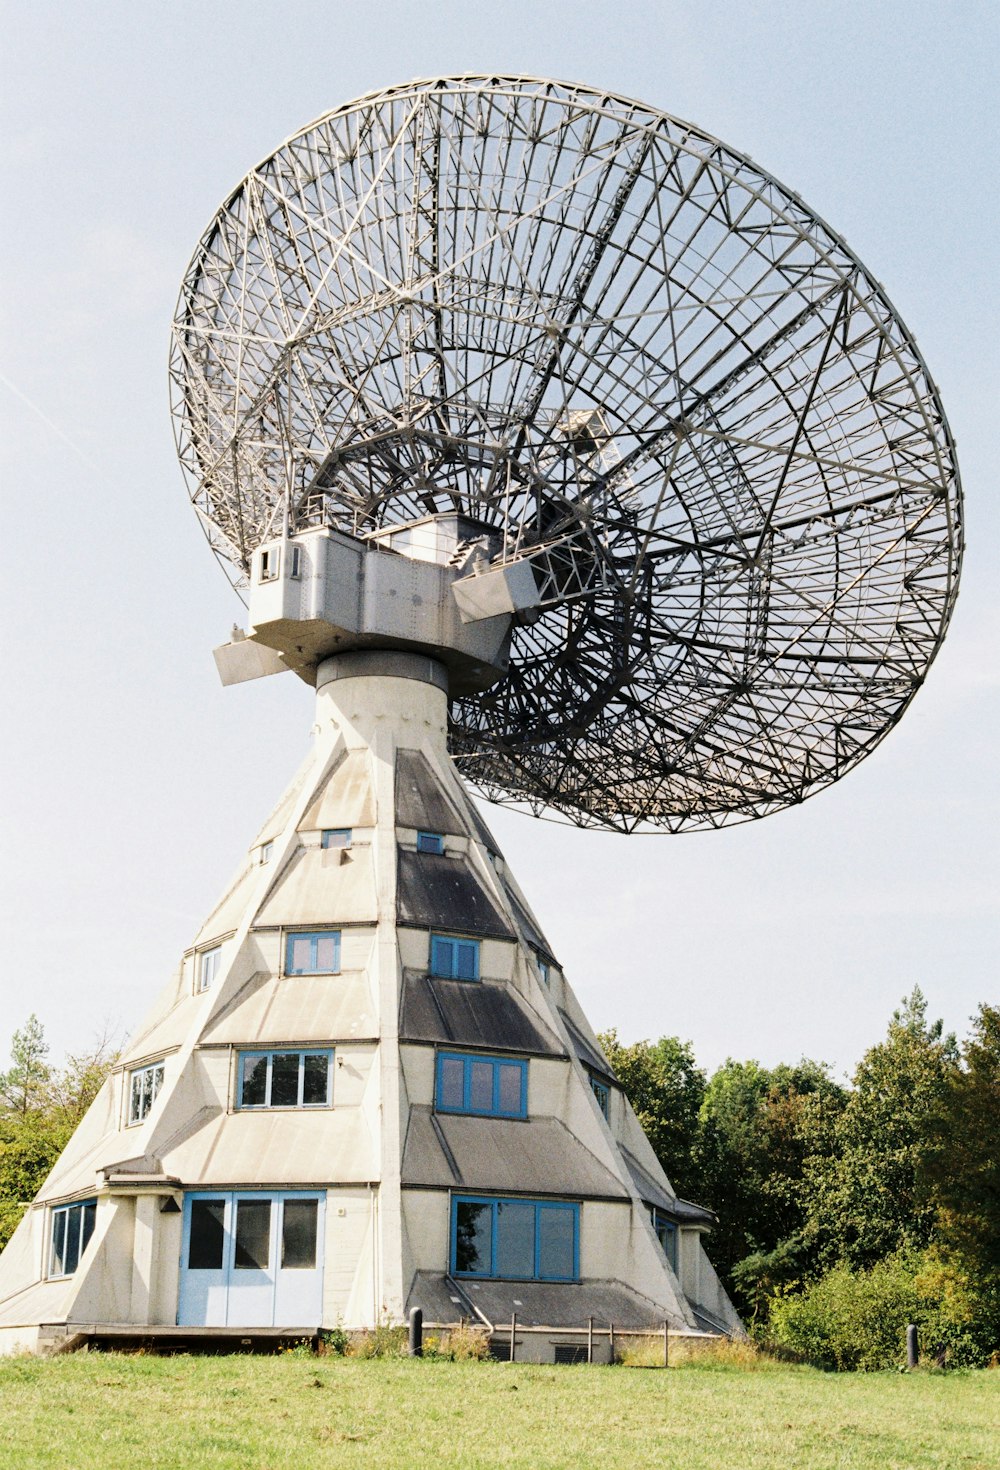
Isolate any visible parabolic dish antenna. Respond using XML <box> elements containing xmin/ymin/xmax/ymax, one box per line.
<box><xmin>170</xmin><ymin>75</ymin><xmax>962</xmax><ymax>833</ymax></box>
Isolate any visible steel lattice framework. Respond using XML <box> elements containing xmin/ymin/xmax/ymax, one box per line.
<box><xmin>170</xmin><ymin>75</ymin><xmax>962</xmax><ymax>832</ymax></box>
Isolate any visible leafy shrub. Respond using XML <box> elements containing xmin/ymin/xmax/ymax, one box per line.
<box><xmin>319</xmin><ymin>1326</ymin><xmax>349</xmax><ymax>1356</ymax></box>
<box><xmin>767</xmin><ymin>1249</ymin><xmax>990</xmax><ymax>1370</ymax></box>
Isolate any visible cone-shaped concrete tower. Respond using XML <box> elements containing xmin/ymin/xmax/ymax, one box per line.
<box><xmin>0</xmin><ymin>647</ymin><xmax>739</xmax><ymax>1354</ymax></box>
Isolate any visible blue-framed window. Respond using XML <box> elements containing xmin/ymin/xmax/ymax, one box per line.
<box><xmin>651</xmin><ymin>1208</ymin><xmax>678</xmax><ymax>1270</ymax></box>
<box><xmin>417</xmin><ymin>831</ymin><xmax>445</xmax><ymax>854</ymax></box>
<box><xmin>589</xmin><ymin>1073</ymin><xmax>610</xmax><ymax>1120</ymax></box>
<box><xmin>430</xmin><ymin>933</ymin><xmax>479</xmax><ymax>980</ymax></box>
<box><xmin>321</xmin><ymin>829</ymin><xmax>351</xmax><ymax>849</ymax></box>
<box><xmin>451</xmin><ymin>1196</ymin><xmax>579</xmax><ymax>1281</ymax></box>
<box><xmin>197</xmin><ymin>945</ymin><xmax>221</xmax><ymax>993</ymax></box>
<box><xmin>238</xmin><ymin>1049</ymin><xmax>333</xmax><ymax>1109</ymax></box>
<box><xmin>285</xmin><ymin>930</ymin><xmax>341</xmax><ymax>975</ymax></box>
<box><xmin>49</xmin><ymin>1199</ymin><xmax>97</xmax><ymax>1278</ymax></box>
<box><xmin>436</xmin><ymin>1052</ymin><xmax>527</xmax><ymax>1118</ymax></box>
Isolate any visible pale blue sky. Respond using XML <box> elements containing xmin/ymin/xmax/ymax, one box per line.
<box><xmin>1</xmin><ymin>0</ymin><xmax>997</xmax><ymax>1078</ymax></box>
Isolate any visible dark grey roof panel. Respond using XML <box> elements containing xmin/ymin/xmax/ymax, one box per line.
<box><xmin>620</xmin><ymin>1146</ymin><xmax>675</xmax><ymax>1214</ymax></box>
<box><xmin>559</xmin><ymin>1011</ymin><xmax>615</xmax><ymax>1081</ymax></box>
<box><xmin>400</xmin><ymin>974</ymin><xmax>564</xmax><ymax>1055</ymax></box>
<box><xmin>619</xmin><ymin>1146</ymin><xmax>717</xmax><ymax>1225</ymax></box>
<box><xmin>465</xmin><ymin>796</ymin><xmax>502</xmax><ymax>856</ymax></box>
<box><xmin>405</xmin><ymin>1271</ymin><xmax>676</xmax><ymax>1330</ymax></box>
<box><xmin>397</xmin><ymin>850</ymin><xmax>515</xmax><ymax>939</ymax></box>
<box><xmin>672</xmin><ymin>1197</ymin><xmax>717</xmax><ymax>1227</ymax></box>
<box><xmin>504</xmin><ymin>882</ymin><xmax>555</xmax><ymax>961</ymax></box>
<box><xmin>395</xmin><ymin>749</ymin><xmax>467</xmax><ymax>835</ymax></box>
<box><xmin>402</xmin><ymin>1108</ymin><xmax>628</xmax><ymax>1200</ymax></box>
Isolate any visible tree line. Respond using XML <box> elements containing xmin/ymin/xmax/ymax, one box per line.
<box><xmin>1</xmin><ymin>992</ymin><xmax>996</xmax><ymax>1368</ymax></box>
<box><xmin>600</xmin><ymin>989</ymin><xmax>1000</xmax><ymax>1368</ymax></box>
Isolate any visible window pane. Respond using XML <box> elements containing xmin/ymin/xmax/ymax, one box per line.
<box><xmin>80</xmin><ymin>1201</ymin><xmax>97</xmax><ymax>1258</ymax></box>
<box><xmin>438</xmin><ymin>1056</ymin><xmax>464</xmax><ymax>1110</ymax></box>
<box><xmin>315</xmin><ymin>934</ymin><xmax>338</xmax><ymax>971</ymax></box>
<box><xmin>302</xmin><ymin>1054</ymin><xmax>329</xmax><ymax>1106</ymax></box>
<box><xmin>270</xmin><ymin>1053</ymin><xmax>300</xmax><ymax>1107</ymax></box>
<box><xmin>281</xmin><ymin>1200</ymin><xmax>318</xmax><ymax>1268</ymax></box>
<box><xmin>496</xmin><ymin>1201</ymin><xmax>534</xmax><ymax>1278</ymax></box>
<box><xmin>234</xmin><ymin>1199</ymin><xmax>271</xmax><ymax>1270</ymax></box>
<box><xmin>497</xmin><ymin>1063</ymin><xmax>523</xmax><ymax>1116</ymax></box>
<box><xmin>430</xmin><ymin>935</ymin><xmax>453</xmax><ymax>976</ymax></box>
<box><xmin>288</xmin><ymin>936</ymin><xmax>311</xmax><ymax>973</ymax></box>
<box><xmin>454</xmin><ymin>1201</ymin><xmax>491</xmax><ymax>1275</ymax></box>
<box><xmin>50</xmin><ymin>1211</ymin><xmax>67</xmax><ymax>1276</ymax></box>
<box><xmin>538</xmin><ymin>1206</ymin><xmax>575</xmax><ymax>1280</ymax></box>
<box><xmin>469</xmin><ymin>1060</ymin><xmax>493</xmax><ymax>1112</ymax></box>
<box><xmin>152</xmin><ymin>1064</ymin><xmax>164</xmax><ymax>1103</ymax></box>
<box><xmin>241</xmin><ymin>1055</ymin><xmax>268</xmax><ymax>1107</ymax></box>
<box><xmin>129</xmin><ymin>1072</ymin><xmax>143</xmax><ymax>1124</ymax></box>
<box><xmin>417</xmin><ymin>832</ymin><xmax>443</xmax><ymax>853</ymax></box>
<box><xmin>322</xmin><ymin>829</ymin><xmax>350</xmax><ymax>849</ymax></box>
<box><xmin>64</xmin><ymin>1204</ymin><xmax>82</xmax><ymax>1274</ymax></box>
<box><xmin>188</xmin><ymin>1199</ymin><xmax>226</xmax><ymax>1269</ymax></box>
<box><xmin>456</xmin><ymin>941</ymin><xmax>478</xmax><ymax>980</ymax></box>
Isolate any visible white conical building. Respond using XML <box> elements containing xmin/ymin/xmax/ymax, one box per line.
<box><xmin>0</xmin><ymin>610</ymin><xmax>739</xmax><ymax>1356</ymax></box>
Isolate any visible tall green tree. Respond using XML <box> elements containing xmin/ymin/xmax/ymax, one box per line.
<box><xmin>597</xmin><ymin>1031</ymin><xmax>705</xmax><ymax>1197</ymax></box>
<box><xmin>803</xmin><ymin>988</ymin><xmax>959</xmax><ymax>1271</ymax></box>
<box><xmin>0</xmin><ymin>1015</ymin><xmax>52</xmax><ymax>1117</ymax></box>
<box><xmin>695</xmin><ymin>1058</ymin><xmax>846</xmax><ymax>1308</ymax></box>
<box><xmin>0</xmin><ymin>1017</ymin><xmax>122</xmax><ymax>1250</ymax></box>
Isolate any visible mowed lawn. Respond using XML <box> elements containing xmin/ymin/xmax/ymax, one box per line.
<box><xmin>0</xmin><ymin>1354</ymin><xmax>997</xmax><ymax>1470</ymax></box>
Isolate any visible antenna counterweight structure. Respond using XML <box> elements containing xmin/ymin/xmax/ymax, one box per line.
<box><xmin>170</xmin><ymin>75</ymin><xmax>961</xmax><ymax>832</ymax></box>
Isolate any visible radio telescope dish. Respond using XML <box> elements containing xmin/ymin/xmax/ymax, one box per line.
<box><xmin>170</xmin><ymin>75</ymin><xmax>962</xmax><ymax>833</ymax></box>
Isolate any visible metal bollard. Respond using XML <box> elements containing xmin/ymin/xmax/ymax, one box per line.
<box><xmin>408</xmin><ymin>1306</ymin><xmax>423</xmax><ymax>1357</ymax></box>
<box><xmin>906</xmin><ymin>1323</ymin><xmax>918</xmax><ymax>1369</ymax></box>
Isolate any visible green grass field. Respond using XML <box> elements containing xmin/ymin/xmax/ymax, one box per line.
<box><xmin>1</xmin><ymin>1353</ymin><xmax>996</xmax><ymax>1470</ymax></box>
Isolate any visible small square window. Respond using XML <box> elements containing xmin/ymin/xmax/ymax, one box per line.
<box><xmin>128</xmin><ymin>1060</ymin><xmax>165</xmax><ymax>1125</ymax></box>
<box><xmin>321</xmin><ymin>829</ymin><xmax>352</xmax><ymax>849</ymax></box>
<box><xmin>285</xmin><ymin>930</ymin><xmax>341</xmax><ymax>975</ymax></box>
<box><xmin>430</xmin><ymin>933</ymin><xmax>480</xmax><ymax>981</ymax></box>
<box><xmin>289</xmin><ymin>544</ymin><xmax>303</xmax><ymax>579</ymax></box>
<box><xmin>417</xmin><ymin>831</ymin><xmax>445</xmax><ymax>854</ymax></box>
<box><xmin>259</xmin><ymin>546</ymin><xmax>279</xmax><ymax>582</ymax></box>
<box><xmin>197</xmin><ymin>946</ymin><xmax>222</xmax><ymax>993</ymax></box>
<box><xmin>260</xmin><ymin>840</ymin><xmax>274</xmax><ymax>864</ymax></box>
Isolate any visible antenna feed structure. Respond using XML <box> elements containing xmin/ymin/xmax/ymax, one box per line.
<box><xmin>173</xmin><ymin>75</ymin><xmax>961</xmax><ymax>833</ymax></box>
<box><xmin>215</xmin><ymin>514</ymin><xmax>538</xmax><ymax>696</ymax></box>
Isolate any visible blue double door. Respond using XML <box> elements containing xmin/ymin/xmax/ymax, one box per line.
<box><xmin>178</xmin><ymin>1191</ymin><xmax>325</xmax><ymax>1327</ymax></box>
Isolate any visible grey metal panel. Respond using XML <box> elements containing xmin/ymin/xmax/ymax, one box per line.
<box><xmin>559</xmin><ymin>1010</ymin><xmax>615</xmax><ymax>1081</ymax></box>
<box><xmin>395</xmin><ymin>749</ymin><xmax>467</xmax><ymax>835</ymax></box>
<box><xmin>405</xmin><ymin>1271</ymin><xmax>671</xmax><ymax>1330</ymax></box>
<box><xmin>396</xmin><ymin>851</ymin><xmax>514</xmax><ymax>939</ymax></box>
<box><xmin>401</xmin><ymin>1108</ymin><xmax>628</xmax><ymax>1200</ymax></box>
<box><xmin>400</xmin><ymin>973</ymin><xmax>564</xmax><ymax>1055</ymax></box>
